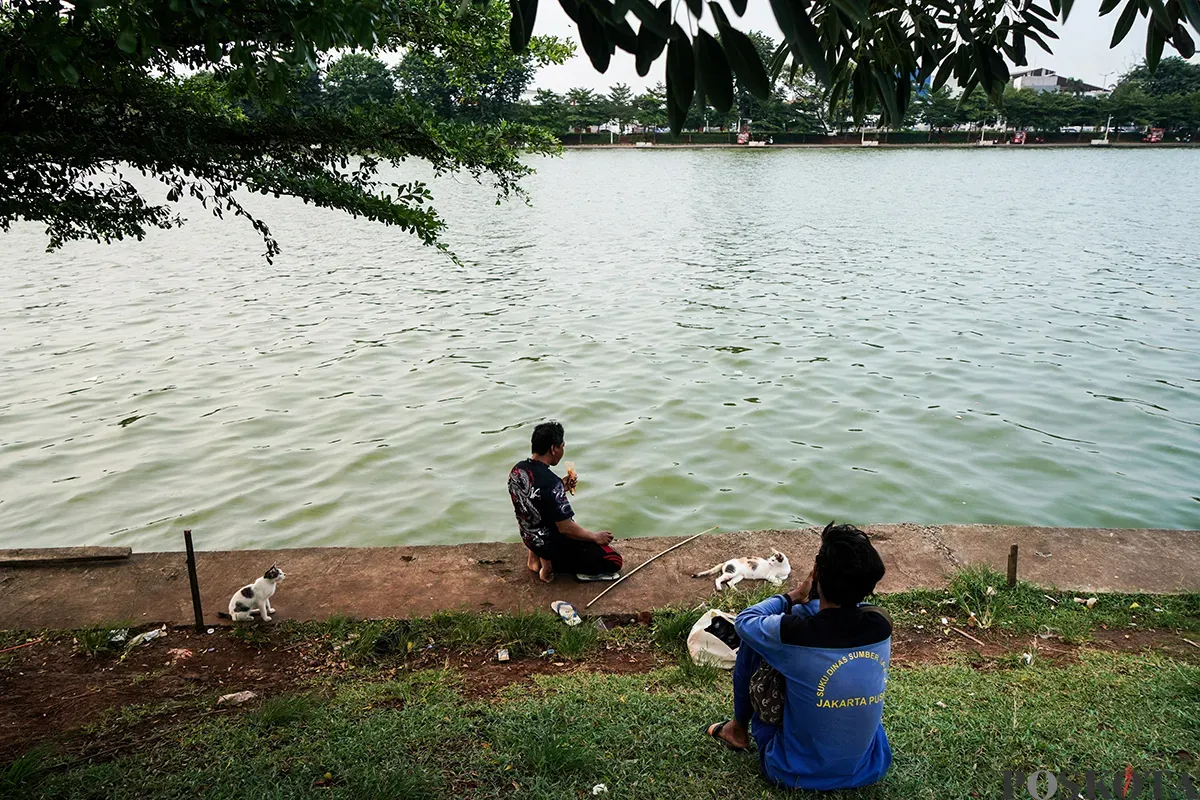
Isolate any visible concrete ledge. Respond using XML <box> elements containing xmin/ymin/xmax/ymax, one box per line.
<box><xmin>0</xmin><ymin>547</ymin><xmax>132</xmax><ymax>568</ymax></box>
<box><xmin>0</xmin><ymin>525</ymin><xmax>1196</xmax><ymax>630</ymax></box>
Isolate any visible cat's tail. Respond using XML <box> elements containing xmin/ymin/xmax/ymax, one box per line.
<box><xmin>691</xmin><ymin>564</ymin><xmax>721</xmax><ymax>578</ymax></box>
<box><xmin>216</xmin><ymin>612</ymin><xmax>232</xmax><ymax>620</ymax></box>
<box><xmin>216</xmin><ymin>610</ymin><xmax>261</xmax><ymax>620</ymax></box>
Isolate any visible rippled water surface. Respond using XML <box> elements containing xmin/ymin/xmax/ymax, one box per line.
<box><xmin>2</xmin><ymin>149</ymin><xmax>1199</xmax><ymax>551</ymax></box>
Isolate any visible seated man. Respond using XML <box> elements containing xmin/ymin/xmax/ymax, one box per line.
<box><xmin>507</xmin><ymin>421</ymin><xmax>623</xmax><ymax>582</ymax></box>
<box><xmin>704</xmin><ymin>522</ymin><xmax>892</xmax><ymax>790</ymax></box>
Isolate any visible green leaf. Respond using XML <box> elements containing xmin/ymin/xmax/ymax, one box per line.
<box><xmin>730</xmin><ymin>0</ymin><xmax>748</xmax><ymax>15</ymax></box>
<box><xmin>666</xmin><ymin>29</ymin><xmax>695</xmax><ymax>112</ymax></box>
<box><xmin>1099</xmin><ymin>0</ymin><xmax>1122</xmax><ymax>15</ymax></box>
<box><xmin>576</xmin><ymin>3</ymin><xmax>612</xmax><ymax>71</ymax></box>
<box><xmin>710</xmin><ymin>3</ymin><xmax>771</xmax><ymax>99</ymax></box>
<box><xmin>521</xmin><ymin>0</ymin><xmax>539</xmax><ymax>48</ymax></box>
<box><xmin>874</xmin><ymin>68</ymin><xmax>899</xmax><ymax>123</ymax></box>
<box><xmin>665</xmin><ymin>59</ymin><xmax>690</xmax><ymax>134</ymax></box>
<box><xmin>1027</xmin><ymin>4</ymin><xmax>1056</xmax><ymax>21</ymax></box>
<box><xmin>1143</xmin><ymin>0</ymin><xmax>1173</xmax><ymax>31</ymax></box>
<box><xmin>627</xmin><ymin>0</ymin><xmax>671</xmax><ymax>39</ymax></box>
<box><xmin>117</xmin><ymin>29</ymin><xmax>138</xmax><ymax>54</ymax></box>
<box><xmin>1181</xmin><ymin>0</ymin><xmax>1200</xmax><ymax>28</ymax></box>
<box><xmin>684</xmin><ymin>0</ymin><xmax>702</xmax><ymax>20</ymax></box>
<box><xmin>1026</xmin><ymin>27</ymin><xmax>1054</xmax><ymax>52</ymax></box>
<box><xmin>932</xmin><ymin>53</ymin><xmax>957</xmax><ymax>90</ymax></box>
<box><xmin>1146</xmin><ymin>20</ymin><xmax>1165</xmax><ymax>69</ymax></box>
<box><xmin>1060</xmin><ymin>0</ymin><xmax>1076</xmax><ymax>21</ymax></box>
<box><xmin>1024</xmin><ymin>14</ymin><xmax>1061</xmax><ymax>40</ymax></box>
<box><xmin>1174</xmin><ymin>23</ymin><xmax>1197</xmax><ymax>57</ymax></box>
<box><xmin>830</xmin><ymin>0</ymin><xmax>869</xmax><ymax>24</ymax></box>
<box><xmin>694</xmin><ymin>30</ymin><xmax>733</xmax><ymax>113</ymax></box>
<box><xmin>635</xmin><ymin>21</ymin><xmax>667</xmax><ymax>75</ymax></box>
<box><xmin>974</xmin><ymin>41</ymin><xmax>994</xmax><ymax>94</ymax></box>
<box><xmin>770</xmin><ymin>0</ymin><xmax>829</xmax><ymax>85</ymax></box>
<box><xmin>1110</xmin><ymin>0</ymin><xmax>1141</xmax><ymax>47</ymax></box>
<box><xmin>606</xmin><ymin>17</ymin><xmax>639</xmax><ymax>53</ymax></box>
<box><xmin>558</xmin><ymin>0</ymin><xmax>581</xmax><ymax>23</ymax></box>
<box><xmin>509</xmin><ymin>0</ymin><xmax>529</xmax><ymax>53</ymax></box>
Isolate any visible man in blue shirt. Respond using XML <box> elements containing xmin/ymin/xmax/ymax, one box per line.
<box><xmin>704</xmin><ymin>522</ymin><xmax>892</xmax><ymax>790</ymax></box>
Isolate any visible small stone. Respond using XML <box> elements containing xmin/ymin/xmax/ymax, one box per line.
<box><xmin>218</xmin><ymin>691</ymin><xmax>258</xmax><ymax>706</ymax></box>
<box><xmin>935</xmin><ymin>701</ymin><xmax>947</xmax><ymax>708</ymax></box>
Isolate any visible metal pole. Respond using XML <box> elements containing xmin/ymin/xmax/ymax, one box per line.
<box><xmin>1006</xmin><ymin>544</ymin><xmax>1019</xmax><ymax>588</ymax></box>
<box><xmin>184</xmin><ymin>529</ymin><xmax>204</xmax><ymax>632</ymax></box>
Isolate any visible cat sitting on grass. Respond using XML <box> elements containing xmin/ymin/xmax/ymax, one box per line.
<box><xmin>692</xmin><ymin>551</ymin><xmax>790</xmax><ymax>590</ymax></box>
<box><xmin>217</xmin><ymin>565</ymin><xmax>285</xmax><ymax>622</ymax></box>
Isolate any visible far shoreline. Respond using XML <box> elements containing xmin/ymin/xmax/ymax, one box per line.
<box><xmin>562</xmin><ymin>141</ymin><xmax>1200</xmax><ymax>150</ymax></box>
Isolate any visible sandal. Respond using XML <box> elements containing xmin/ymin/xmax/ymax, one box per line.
<box><xmin>702</xmin><ymin>721</ymin><xmax>749</xmax><ymax>752</ymax></box>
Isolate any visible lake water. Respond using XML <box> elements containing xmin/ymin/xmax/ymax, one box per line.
<box><xmin>2</xmin><ymin>148</ymin><xmax>1198</xmax><ymax>552</ymax></box>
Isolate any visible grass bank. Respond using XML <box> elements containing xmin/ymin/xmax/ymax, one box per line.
<box><xmin>6</xmin><ymin>652</ymin><xmax>1198</xmax><ymax>799</ymax></box>
<box><xmin>2</xmin><ymin>568</ymin><xmax>1198</xmax><ymax>798</ymax></box>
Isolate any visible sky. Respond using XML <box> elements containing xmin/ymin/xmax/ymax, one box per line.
<box><xmin>531</xmin><ymin>0</ymin><xmax>1164</xmax><ymax>95</ymax></box>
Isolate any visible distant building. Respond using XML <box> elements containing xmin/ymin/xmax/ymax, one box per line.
<box><xmin>1010</xmin><ymin>68</ymin><xmax>1107</xmax><ymax>96</ymax></box>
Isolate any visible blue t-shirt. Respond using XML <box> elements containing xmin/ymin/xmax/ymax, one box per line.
<box><xmin>735</xmin><ymin>595</ymin><xmax>893</xmax><ymax>790</ymax></box>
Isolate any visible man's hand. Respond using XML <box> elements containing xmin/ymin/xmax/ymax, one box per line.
<box><xmin>592</xmin><ymin>530</ymin><xmax>613</xmax><ymax>546</ymax></box>
<box><xmin>788</xmin><ymin>567</ymin><xmax>816</xmax><ymax>605</ymax></box>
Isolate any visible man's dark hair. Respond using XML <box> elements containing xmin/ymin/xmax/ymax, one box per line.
<box><xmin>531</xmin><ymin>421</ymin><xmax>565</xmax><ymax>455</ymax></box>
<box><xmin>814</xmin><ymin>521</ymin><xmax>885</xmax><ymax>607</ymax></box>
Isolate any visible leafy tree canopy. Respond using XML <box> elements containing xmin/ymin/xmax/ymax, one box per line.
<box><xmin>395</xmin><ymin>0</ymin><xmax>573</xmax><ymax>121</ymax></box>
<box><xmin>1</xmin><ymin>0</ymin><xmax>569</xmax><ymax>259</ymax></box>
<box><xmin>325</xmin><ymin>52</ymin><xmax>397</xmax><ymax>108</ymax></box>
<box><xmin>1121</xmin><ymin>55</ymin><xmax>1200</xmax><ymax>95</ymax></box>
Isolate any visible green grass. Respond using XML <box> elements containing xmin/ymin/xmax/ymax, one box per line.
<box><xmin>875</xmin><ymin>566</ymin><xmax>1200</xmax><ymax>643</ymax></box>
<box><xmin>70</xmin><ymin>624</ymin><xmax>130</xmax><ymax>658</ymax></box>
<box><xmin>10</xmin><ymin>652</ymin><xmax>1198</xmax><ymax>799</ymax></box>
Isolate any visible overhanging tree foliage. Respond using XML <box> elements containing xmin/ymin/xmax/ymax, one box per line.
<box><xmin>4</xmin><ymin>0</ymin><xmax>1198</xmax><ymax>259</ymax></box>
<box><xmin>504</xmin><ymin>0</ymin><xmax>1199</xmax><ymax>133</ymax></box>
<box><xmin>0</xmin><ymin>0</ymin><xmax>567</xmax><ymax>259</ymax></box>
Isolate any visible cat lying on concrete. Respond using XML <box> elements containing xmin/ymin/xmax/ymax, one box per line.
<box><xmin>692</xmin><ymin>551</ymin><xmax>791</xmax><ymax>590</ymax></box>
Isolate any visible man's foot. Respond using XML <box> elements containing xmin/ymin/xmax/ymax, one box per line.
<box><xmin>538</xmin><ymin>559</ymin><xmax>554</xmax><ymax>583</ymax></box>
<box><xmin>527</xmin><ymin>550</ymin><xmax>540</xmax><ymax>573</ymax></box>
<box><xmin>703</xmin><ymin>720</ymin><xmax>750</xmax><ymax>752</ymax></box>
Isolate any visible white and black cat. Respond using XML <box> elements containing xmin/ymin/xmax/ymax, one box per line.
<box><xmin>692</xmin><ymin>551</ymin><xmax>790</xmax><ymax>590</ymax></box>
<box><xmin>217</xmin><ymin>565</ymin><xmax>285</xmax><ymax>621</ymax></box>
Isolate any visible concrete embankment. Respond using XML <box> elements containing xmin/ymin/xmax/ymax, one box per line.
<box><xmin>1</xmin><ymin>524</ymin><xmax>1197</xmax><ymax>630</ymax></box>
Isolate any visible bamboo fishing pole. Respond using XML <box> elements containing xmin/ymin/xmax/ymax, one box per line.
<box><xmin>584</xmin><ymin>526</ymin><xmax>718</xmax><ymax>609</ymax></box>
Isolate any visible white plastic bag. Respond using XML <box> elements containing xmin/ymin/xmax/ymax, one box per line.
<box><xmin>687</xmin><ymin>609</ymin><xmax>739</xmax><ymax>669</ymax></box>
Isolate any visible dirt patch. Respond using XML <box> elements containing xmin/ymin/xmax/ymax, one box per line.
<box><xmin>1</xmin><ymin>623</ymin><xmax>1195</xmax><ymax>765</ymax></box>
<box><xmin>0</xmin><ymin>629</ymin><xmax>311</xmax><ymax>763</ymax></box>
<box><xmin>889</xmin><ymin>625</ymin><xmax>1200</xmax><ymax>668</ymax></box>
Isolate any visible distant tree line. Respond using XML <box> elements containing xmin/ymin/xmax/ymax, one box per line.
<box><xmin>520</xmin><ymin>54</ymin><xmax>1200</xmax><ymax>139</ymax></box>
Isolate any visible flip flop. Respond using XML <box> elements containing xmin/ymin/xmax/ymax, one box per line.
<box><xmin>702</xmin><ymin>721</ymin><xmax>749</xmax><ymax>752</ymax></box>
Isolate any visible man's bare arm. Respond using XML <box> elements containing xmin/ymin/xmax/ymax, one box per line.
<box><xmin>556</xmin><ymin>518</ymin><xmax>613</xmax><ymax>545</ymax></box>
